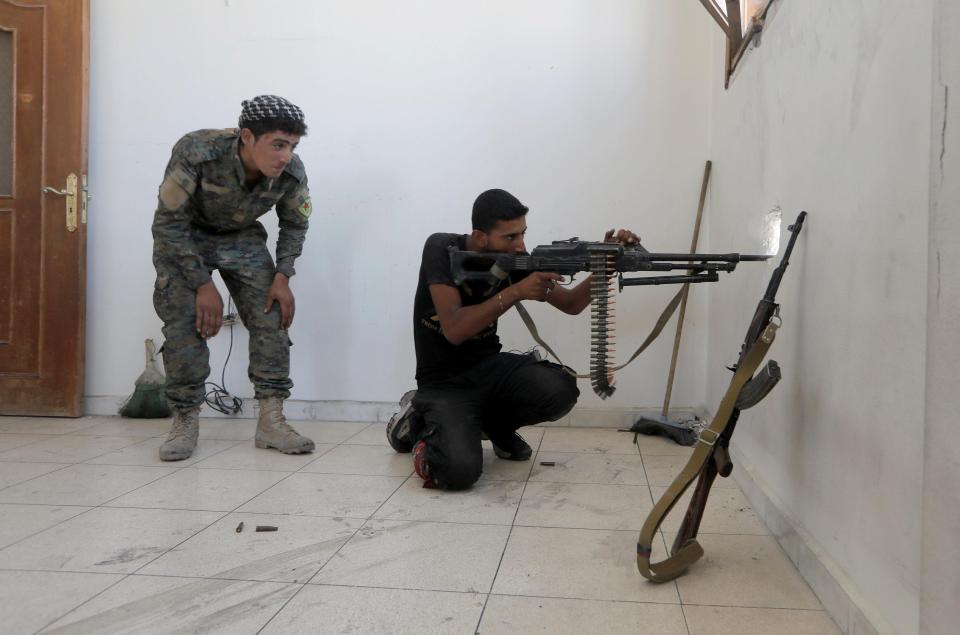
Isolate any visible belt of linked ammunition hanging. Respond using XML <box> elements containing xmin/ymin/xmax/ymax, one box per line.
<box><xmin>589</xmin><ymin>251</ymin><xmax>617</xmax><ymax>397</ymax></box>
<box><xmin>512</xmin><ymin>267</ymin><xmax>685</xmax><ymax>399</ymax></box>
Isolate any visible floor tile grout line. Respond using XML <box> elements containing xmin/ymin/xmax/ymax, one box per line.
<box><xmin>674</xmin><ymin>602</ymin><xmax>832</xmax><ymax>612</ymax></box>
<box><xmin>99</xmin><ymin>442</ymin><xmax>315</xmax><ymax>599</ymax></box>
<box><xmin>1</xmin><ymin>439</ymin><xmax>207</xmax><ymax>552</ymax></box>
<box><xmin>472</xmin><ymin>428</ymin><xmax>545</xmax><ymax>634</ymax></box>
<box><xmin>77</xmin><ymin>461</ymin><xmax>304</xmax><ymax>473</ymax></box>
<box><xmin>0</xmin><ymin>510</ymin><xmax>773</xmax><ymax>533</ymax></box>
<box><xmin>0</xmin><ymin>505</ymin><xmax>96</xmax><ymax>556</ymax></box>
<box><xmin>75</xmin><ymin>435</ymin><xmax>269</xmax><ymax>510</ymax></box>
<box><xmin>481</xmin><ymin>590</ymin><xmax>830</xmax><ymax>613</ymax></box>
<box><xmin>0</xmin><ymin>432</ymin><xmax>79</xmax><ymax>444</ymax></box>
<box><xmin>0</xmin><ymin>567</ymin><xmax>122</xmax><ymax>576</ymax></box>
<box><xmin>481</xmin><ymin>591</ymin><xmax>692</xmax><ymax>607</ymax></box>
<box><xmin>2</xmin><ymin>434</ymin><xmax>169</xmax><ymax>466</ymax></box>
<box><xmin>0</xmin><ymin>436</ymin><xmax>70</xmax><ymax>459</ymax></box>
<box><xmin>2</xmin><ymin>420</ymin><xmax>813</xmax><ymax>630</ymax></box>
<box><xmin>123</xmin><ymin>509</ymin><xmax>233</xmax><ymax>577</ymax></box>
<box><xmin>293</xmin><ymin>580</ymin><xmax>488</xmax><ymax>596</ymax></box>
<box><xmin>0</xmin><ymin>458</ymin><xmax>78</xmax><ymax>466</ymax></box>
<box><xmin>92</xmin><ymin>465</ymin><xmax>208</xmax><ymax>509</ymax></box>
<box><xmin>761</xmin><ymin>518</ymin><xmax>831</xmax><ymax>617</ymax></box>
<box><xmin>40</xmin><ymin>428</ymin><xmax>333</xmax><ymax>624</ymax></box>
<box><xmin>2</xmin><ymin>465</ymin><xmax>702</xmax><ymax>489</ymax></box>
<box><xmin>35</xmin><ymin>572</ymin><xmax>138</xmax><ymax>633</ymax></box>
<box><xmin>339</xmin><ymin>421</ymin><xmax>381</xmax><ymax>444</ymax></box>
<box><xmin>254</xmin><ymin>449</ymin><xmax>412</xmax><ymax>635</ymax></box>
<box><xmin>250</xmin><ymin>582</ymin><xmax>310</xmax><ymax>633</ymax></box>
<box><xmin>679</xmin><ymin>602</ymin><xmax>694</xmax><ymax>635</ymax></box>
<box><xmin>240</xmin><ymin>432</ymin><xmax>402</xmax><ymax>632</ymax></box>
<box><xmin>88</xmin><ymin>505</ymin><xmax>377</xmax><ymax>518</ymax></box>
<box><xmin>4</xmin><ymin>489</ymin><xmax>760</xmax><ymax>535</ymax></box>
<box><xmin>2</xmin><ymin>564</ymin><xmax>832</xmax><ymax>613</ymax></box>
<box><xmin>0</xmin><ymin>424</ymin><xmax>101</xmax><ymax>442</ymax></box>
<box><xmin>0</xmin><ymin>463</ymin><xmax>79</xmax><ymax>494</ymax></box>
<box><xmin>635</xmin><ymin>435</ymin><xmax>684</xmax><ymax>604</ymax></box>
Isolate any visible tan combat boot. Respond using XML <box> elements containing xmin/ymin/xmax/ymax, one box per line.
<box><xmin>255</xmin><ymin>397</ymin><xmax>315</xmax><ymax>454</ymax></box>
<box><xmin>159</xmin><ymin>407</ymin><xmax>200</xmax><ymax>461</ymax></box>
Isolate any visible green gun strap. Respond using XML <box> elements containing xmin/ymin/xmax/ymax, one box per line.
<box><xmin>512</xmin><ymin>301</ymin><xmax>568</xmax><ymax>371</ymax></box>
<box><xmin>512</xmin><ymin>288</ymin><xmax>684</xmax><ymax>379</ymax></box>
<box><xmin>636</xmin><ymin>320</ymin><xmax>779</xmax><ymax>582</ymax></box>
<box><xmin>611</xmin><ymin>289</ymin><xmax>684</xmax><ymax>372</ymax></box>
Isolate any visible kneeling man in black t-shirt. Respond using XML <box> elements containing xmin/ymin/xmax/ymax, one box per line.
<box><xmin>387</xmin><ymin>188</ymin><xmax>639</xmax><ymax>490</ymax></box>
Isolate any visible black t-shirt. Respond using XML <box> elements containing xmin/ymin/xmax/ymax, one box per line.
<box><xmin>413</xmin><ymin>233</ymin><xmax>524</xmax><ymax>385</ymax></box>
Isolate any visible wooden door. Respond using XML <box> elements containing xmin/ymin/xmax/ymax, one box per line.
<box><xmin>0</xmin><ymin>0</ymin><xmax>88</xmax><ymax>416</ymax></box>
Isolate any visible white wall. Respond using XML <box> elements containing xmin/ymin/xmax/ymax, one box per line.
<box><xmin>86</xmin><ymin>0</ymin><xmax>714</xmax><ymax>409</ymax></box>
<box><xmin>704</xmin><ymin>2</ymin><xmax>931</xmax><ymax>634</ymax></box>
<box><xmin>921</xmin><ymin>1</ymin><xmax>960</xmax><ymax>633</ymax></box>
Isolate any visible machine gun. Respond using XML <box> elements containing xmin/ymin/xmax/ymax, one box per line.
<box><xmin>450</xmin><ymin>239</ymin><xmax>770</xmax><ymax>398</ymax></box>
<box><xmin>450</xmin><ymin>239</ymin><xmax>769</xmax><ymax>288</ymax></box>
<box><xmin>636</xmin><ymin>211</ymin><xmax>807</xmax><ymax>582</ymax></box>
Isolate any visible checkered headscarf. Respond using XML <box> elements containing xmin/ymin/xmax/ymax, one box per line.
<box><xmin>238</xmin><ymin>95</ymin><xmax>305</xmax><ymax>128</ymax></box>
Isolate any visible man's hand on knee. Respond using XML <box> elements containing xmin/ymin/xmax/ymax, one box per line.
<box><xmin>264</xmin><ymin>272</ymin><xmax>295</xmax><ymax>329</ymax></box>
<box><xmin>195</xmin><ymin>282</ymin><xmax>224</xmax><ymax>339</ymax></box>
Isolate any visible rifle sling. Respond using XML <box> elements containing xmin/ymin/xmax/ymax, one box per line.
<box><xmin>513</xmin><ymin>288</ymin><xmax>684</xmax><ymax>379</ymax></box>
<box><xmin>636</xmin><ymin>320</ymin><xmax>779</xmax><ymax>582</ymax></box>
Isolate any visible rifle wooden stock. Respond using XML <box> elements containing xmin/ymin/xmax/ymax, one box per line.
<box><xmin>671</xmin><ymin>414</ymin><xmax>738</xmax><ymax>555</ymax></box>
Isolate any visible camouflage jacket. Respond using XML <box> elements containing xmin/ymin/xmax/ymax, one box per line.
<box><xmin>151</xmin><ymin>128</ymin><xmax>312</xmax><ymax>289</ymax></box>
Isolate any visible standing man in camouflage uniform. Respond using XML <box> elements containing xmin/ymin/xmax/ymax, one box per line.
<box><xmin>152</xmin><ymin>95</ymin><xmax>315</xmax><ymax>461</ymax></box>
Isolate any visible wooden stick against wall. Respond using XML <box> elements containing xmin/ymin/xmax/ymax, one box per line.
<box><xmin>661</xmin><ymin>160</ymin><xmax>712</xmax><ymax>417</ymax></box>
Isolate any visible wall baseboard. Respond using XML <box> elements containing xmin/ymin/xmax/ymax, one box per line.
<box><xmin>730</xmin><ymin>445</ymin><xmax>891</xmax><ymax>635</ymax></box>
<box><xmin>85</xmin><ymin>395</ymin><xmax>703</xmax><ymax>428</ymax></box>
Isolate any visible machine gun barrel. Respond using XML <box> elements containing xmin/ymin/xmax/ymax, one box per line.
<box><xmin>737</xmin><ymin>211</ymin><xmax>806</xmax><ymax>366</ymax></box>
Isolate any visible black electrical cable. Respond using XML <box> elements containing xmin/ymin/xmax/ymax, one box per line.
<box><xmin>203</xmin><ymin>296</ymin><xmax>243</xmax><ymax>415</ymax></box>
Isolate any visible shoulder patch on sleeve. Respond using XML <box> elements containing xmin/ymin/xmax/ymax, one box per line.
<box><xmin>159</xmin><ymin>175</ymin><xmax>190</xmax><ymax>209</ymax></box>
<box><xmin>296</xmin><ymin>197</ymin><xmax>313</xmax><ymax>219</ymax></box>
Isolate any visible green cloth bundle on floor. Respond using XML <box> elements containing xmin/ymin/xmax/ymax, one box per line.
<box><xmin>119</xmin><ymin>339</ymin><xmax>171</xmax><ymax>418</ymax></box>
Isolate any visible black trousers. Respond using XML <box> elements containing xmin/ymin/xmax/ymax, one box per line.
<box><xmin>412</xmin><ymin>352</ymin><xmax>580</xmax><ymax>490</ymax></box>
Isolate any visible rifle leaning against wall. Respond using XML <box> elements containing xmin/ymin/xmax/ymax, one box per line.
<box><xmin>450</xmin><ymin>239</ymin><xmax>770</xmax><ymax>398</ymax></box>
<box><xmin>636</xmin><ymin>210</ymin><xmax>807</xmax><ymax>582</ymax></box>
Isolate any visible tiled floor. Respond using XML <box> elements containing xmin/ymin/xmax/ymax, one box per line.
<box><xmin>0</xmin><ymin>416</ymin><xmax>841</xmax><ymax>635</ymax></box>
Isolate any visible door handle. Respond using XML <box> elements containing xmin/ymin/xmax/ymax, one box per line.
<box><xmin>41</xmin><ymin>173</ymin><xmax>87</xmax><ymax>232</ymax></box>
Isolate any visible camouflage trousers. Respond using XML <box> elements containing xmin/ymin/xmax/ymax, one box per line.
<box><xmin>153</xmin><ymin>223</ymin><xmax>293</xmax><ymax>410</ymax></box>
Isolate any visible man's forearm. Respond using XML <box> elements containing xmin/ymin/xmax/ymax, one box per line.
<box><xmin>568</xmin><ymin>276</ymin><xmax>593</xmax><ymax>314</ymax></box>
<box><xmin>441</xmin><ymin>287</ymin><xmax>519</xmax><ymax>345</ymax></box>
<box><xmin>549</xmin><ymin>275</ymin><xmax>593</xmax><ymax>315</ymax></box>
<box><xmin>275</xmin><ymin>221</ymin><xmax>307</xmax><ymax>279</ymax></box>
